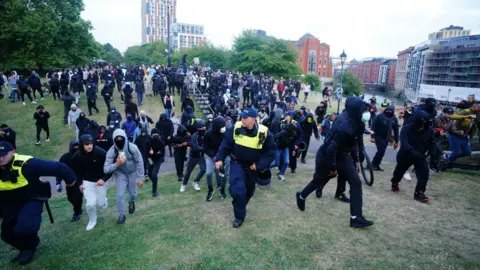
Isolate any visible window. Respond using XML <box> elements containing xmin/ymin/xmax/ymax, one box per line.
<box><xmin>308</xmin><ymin>50</ymin><xmax>317</xmax><ymax>73</ymax></box>
<box><xmin>324</xmin><ymin>59</ymin><xmax>327</xmax><ymax>64</ymax></box>
<box><xmin>299</xmin><ymin>57</ymin><xmax>302</xmax><ymax>63</ymax></box>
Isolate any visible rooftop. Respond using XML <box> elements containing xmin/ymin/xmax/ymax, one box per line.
<box><xmin>440</xmin><ymin>25</ymin><xmax>464</xmax><ymax>31</ymax></box>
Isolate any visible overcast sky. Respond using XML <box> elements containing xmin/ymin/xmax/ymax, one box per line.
<box><xmin>81</xmin><ymin>0</ymin><xmax>480</xmax><ymax>60</ymax></box>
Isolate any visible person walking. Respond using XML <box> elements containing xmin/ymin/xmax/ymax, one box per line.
<box><xmin>147</xmin><ymin>129</ymin><xmax>165</xmax><ymax>197</ymax></box>
<box><xmin>33</xmin><ymin>105</ymin><xmax>50</xmax><ymax>145</ymax></box>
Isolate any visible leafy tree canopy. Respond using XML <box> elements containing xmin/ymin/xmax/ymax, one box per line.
<box><xmin>334</xmin><ymin>70</ymin><xmax>364</xmax><ymax>96</ymax></box>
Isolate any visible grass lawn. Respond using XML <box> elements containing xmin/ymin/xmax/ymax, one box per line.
<box><xmin>0</xmin><ymin>165</ymin><xmax>478</xmax><ymax>269</ymax></box>
<box><xmin>0</xmin><ymin>86</ymin><xmax>188</xmax><ymax>161</ymax></box>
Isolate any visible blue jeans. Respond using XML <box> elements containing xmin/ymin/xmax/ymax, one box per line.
<box><xmin>448</xmin><ymin>135</ymin><xmax>471</xmax><ymax>162</ymax></box>
<box><xmin>273</xmin><ymin>148</ymin><xmax>289</xmax><ymax>176</ymax></box>
<box><xmin>10</xmin><ymin>89</ymin><xmax>17</xmax><ymax>101</ymax></box>
<box><xmin>137</xmin><ymin>92</ymin><xmax>144</xmax><ymax>105</ymax></box>
<box><xmin>165</xmin><ymin>108</ymin><xmax>172</xmax><ymax>119</ymax></box>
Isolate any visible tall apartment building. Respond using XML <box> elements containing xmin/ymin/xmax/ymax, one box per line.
<box><xmin>172</xmin><ymin>23</ymin><xmax>206</xmax><ymax>51</ymax></box>
<box><xmin>428</xmin><ymin>25</ymin><xmax>471</xmax><ymax>40</ymax></box>
<box><xmin>418</xmin><ymin>35</ymin><xmax>480</xmax><ymax>103</ymax></box>
<box><xmin>378</xmin><ymin>59</ymin><xmax>397</xmax><ymax>86</ymax></box>
<box><xmin>142</xmin><ymin>0</ymin><xmax>206</xmax><ymax>51</ymax></box>
<box><xmin>293</xmin><ymin>33</ymin><xmax>332</xmax><ymax>77</ymax></box>
<box><xmin>141</xmin><ymin>0</ymin><xmax>177</xmax><ymax>44</ymax></box>
<box><xmin>394</xmin><ymin>46</ymin><xmax>414</xmax><ymax>92</ymax></box>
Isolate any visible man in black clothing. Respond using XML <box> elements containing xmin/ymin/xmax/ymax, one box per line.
<box><xmin>125</xmin><ymin>98</ymin><xmax>139</xmax><ymax>119</ymax></box>
<box><xmin>96</xmin><ymin>125</ymin><xmax>112</xmax><ymax>152</ymax></box>
<box><xmin>86</xmin><ymin>83</ymin><xmax>99</xmax><ymax>116</ymax></box>
<box><xmin>71</xmin><ymin>134</ymin><xmax>110</xmax><ymax>231</ymax></box>
<box><xmin>181</xmin><ymin>95</ymin><xmax>195</xmax><ymax>112</ymax></box>
<box><xmin>315</xmin><ymin>101</ymin><xmax>327</xmax><ymax>124</ymax></box>
<box><xmin>61</xmin><ymin>91</ymin><xmax>74</xmax><ymax>124</ymax></box>
<box><xmin>122</xmin><ymin>82</ymin><xmax>134</xmax><ymax>104</ymax></box>
<box><xmin>0</xmin><ymin>124</ymin><xmax>16</xmax><ymax>149</ymax></box>
<box><xmin>134</xmin><ymin>128</ymin><xmax>151</xmax><ymax>178</ymax></box>
<box><xmin>33</xmin><ymin>105</ymin><xmax>50</xmax><ymax>145</ymax></box>
<box><xmin>75</xmin><ymin>112</ymin><xmax>90</xmax><ymax>138</ymax></box>
<box><xmin>204</xmin><ymin>116</ymin><xmax>227</xmax><ymax>201</ymax></box>
<box><xmin>101</xmin><ymin>76</ymin><xmax>115</xmax><ymax>111</ymax></box>
<box><xmin>147</xmin><ymin>128</ymin><xmax>165</xmax><ymax>197</ymax></box>
<box><xmin>155</xmin><ymin>113</ymin><xmax>174</xmax><ymax>157</ymax></box>
<box><xmin>84</xmin><ymin>120</ymin><xmax>100</xmax><ymax>139</ymax></box>
<box><xmin>172</xmin><ymin>125</ymin><xmax>190</xmax><ymax>182</ymax></box>
<box><xmin>107</xmin><ymin>106</ymin><xmax>123</xmax><ymax>129</ymax></box>
<box><xmin>300</xmin><ymin>113</ymin><xmax>319</xmax><ymax>164</ymax></box>
<box><xmin>370</xmin><ymin>106</ymin><xmax>399</xmax><ymax>171</ymax></box>
<box><xmin>27</xmin><ymin>72</ymin><xmax>42</xmax><ymax>100</ymax></box>
<box><xmin>49</xmin><ymin>74</ymin><xmax>61</xmax><ymax>100</ymax></box>
<box><xmin>56</xmin><ymin>141</ymin><xmax>83</xmax><ymax>221</ymax></box>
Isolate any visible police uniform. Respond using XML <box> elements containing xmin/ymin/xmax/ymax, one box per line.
<box><xmin>216</xmin><ymin>108</ymin><xmax>276</xmax><ymax>228</ymax></box>
<box><xmin>0</xmin><ymin>142</ymin><xmax>76</xmax><ymax>265</ymax></box>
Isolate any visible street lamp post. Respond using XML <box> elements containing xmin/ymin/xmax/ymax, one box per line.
<box><xmin>447</xmin><ymin>88</ymin><xmax>451</xmax><ymax>107</ymax></box>
<box><xmin>337</xmin><ymin>50</ymin><xmax>347</xmax><ymax>114</ymax></box>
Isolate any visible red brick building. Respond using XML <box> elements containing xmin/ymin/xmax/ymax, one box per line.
<box><xmin>388</xmin><ymin>63</ymin><xmax>396</xmax><ymax>86</ymax></box>
<box><xmin>394</xmin><ymin>46</ymin><xmax>414</xmax><ymax>91</ymax></box>
<box><xmin>292</xmin><ymin>33</ymin><xmax>333</xmax><ymax>77</ymax></box>
<box><xmin>348</xmin><ymin>57</ymin><xmax>392</xmax><ymax>84</ymax></box>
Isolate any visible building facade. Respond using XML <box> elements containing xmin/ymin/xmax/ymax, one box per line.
<box><xmin>378</xmin><ymin>59</ymin><xmax>397</xmax><ymax>86</ymax></box>
<box><xmin>428</xmin><ymin>25</ymin><xmax>471</xmax><ymax>40</ymax></box>
<box><xmin>141</xmin><ymin>0</ymin><xmax>177</xmax><ymax>44</ymax></box>
<box><xmin>293</xmin><ymin>33</ymin><xmax>332</xmax><ymax>77</ymax></box>
<box><xmin>394</xmin><ymin>46</ymin><xmax>414</xmax><ymax>92</ymax></box>
<box><xmin>172</xmin><ymin>23</ymin><xmax>206</xmax><ymax>51</ymax></box>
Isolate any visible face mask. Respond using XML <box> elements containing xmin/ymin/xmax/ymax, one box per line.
<box><xmin>109</xmin><ymin>125</ymin><xmax>114</xmax><ymax>129</ymax></box>
<box><xmin>141</xmin><ymin>132</ymin><xmax>147</xmax><ymax>136</ymax></box>
<box><xmin>80</xmin><ymin>115</ymin><xmax>85</xmax><ymax>119</ymax></box>
<box><xmin>220</xmin><ymin>127</ymin><xmax>226</xmax><ymax>133</ymax></box>
<box><xmin>361</xmin><ymin>112</ymin><xmax>371</xmax><ymax>123</ymax></box>
<box><xmin>384</xmin><ymin>111</ymin><xmax>394</xmax><ymax>118</ymax></box>
<box><xmin>115</xmin><ymin>138</ymin><xmax>125</xmax><ymax>149</ymax></box>
<box><xmin>198</xmin><ymin>130</ymin><xmax>205</xmax><ymax>136</ymax></box>
<box><xmin>152</xmin><ymin>134</ymin><xmax>160</xmax><ymax>139</ymax></box>
<box><xmin>72</xmin><ymin>108</ymin><xmax>76</xmax><ymax>111</ymax></box>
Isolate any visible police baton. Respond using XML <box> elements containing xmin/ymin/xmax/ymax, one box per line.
<box><xmin>44</xmin><ymin>201</ymin><xmax>54</xmax><ymax>224</ymax></box>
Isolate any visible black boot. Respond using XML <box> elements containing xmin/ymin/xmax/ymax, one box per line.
<box><xmin>117</xmin><ymin>214</ymin><xmax>126</xmax><ymax>225</ymax></box>
<box><xmin>335</xmin><ymin>193</ymin><xmax>350</xmax><ymax>203</ymax></box>
<box><xmin>232</xmin><ymin>219</ymin><xmax>244</xmax><ymax>228</ymax></box>
<box><xmin>350</xmin><ymin>216</ymin><xmax>374</xmax><ymax>228</ymax></box>
<box><xmin>71</xmin><ymin>214</ymin><xmax>81</xmax><ymax>222</ymax></box>
<box><xmin>206</xmin><ymin>187</ymin><xmax>213</xmax><ymax>201</ymax></box>
<box><xmin>17</xmin><ymin>250</ymin><xmax>35</xmax><ymax>265</ymax></box>
<box><xmin>315</xmin><ymin>188</ymin><xmax>322</xmax><ymax>198</ymax></box>
<box><xmin>220</xmin><ymin>188</ymin><xmax>227</xmax><ymax>199</ymax></box>
<box><xmin>128</xmin><ymin>202</ymin><xmax>135</xmax><ymax>214</ymax></box>
<box><xmin>296</xmin><ymin>191</ymin><xmax>305</xmax><ymax>211</ymax></box>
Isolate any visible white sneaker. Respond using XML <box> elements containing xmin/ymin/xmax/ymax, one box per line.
<box><xmin>180</xmin><ymin>185</ymin><xmax>186</xmax><ymax>192</ymax></box>
<box><xmin>193</xmin><ymin>182</ymin><xmax>201</xmax><ymax>191</ymax></box>
<box><xmin>279</xmin><ymin>175</ymin><xmax>286</xmax><ymax>181</ymax></box>
<box><xmin>46</xmin><ymin>137</ymin><xmax>50</xmax><ymax>142</ymax></box>
<box><xmin>22</xmin><ymin>102</ymin><xmax>26</xmax><ymax>105</ymax></box>
<box><xmin>86</xmin><ymin>221</ymin><xmax>97</xmax><ymax>231</ymax></box>
<box><xmin>40</xmin><ymin>98</ymin><xmax>44</xmax><ymax>101</ymax></box>
<box><xmin>31</xmin><ymin>101</ymin><xmax>36</xmax><ymax>104</ymax></box>
<box><xmin>403</xmin><ymin>172</ymin><xmax>412</xmax><ymax>181</ymax></box>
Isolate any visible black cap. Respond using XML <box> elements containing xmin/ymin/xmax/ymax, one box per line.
<box><xmin>0</xmin><ymin>141</ymin><xmax>14</xmax><ymax>157</ymax></box>
<box><xmin>443</xmin><ymin>107</ymin><xmax>454</xmax><ymax>114</ymax></box>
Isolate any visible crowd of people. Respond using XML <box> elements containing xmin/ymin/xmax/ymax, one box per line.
<box><xmin>0</xmin><ymin>63</ymin><xmax>479</xmax><ymax>265</ymax></box>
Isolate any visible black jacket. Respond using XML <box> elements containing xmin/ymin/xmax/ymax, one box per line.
<box><xmin>398</xmin><ymin>110</ymin><xmax>435</xmax><ymax>159</ymax></box>
<box><xmin>203</xmin><ymin>117</ymin><xmax>226</xmax><ymax>158</ymax></box>
<box><xmin>76</xmin><ymin>113</ymin><xmax>90</xmax><ymax>136</ymax></box>
<box><xmin>0</xmin><ymin>127</ymin><xmax>16</xmax><ymax>149</ymax></box>
<box><xmin>135</xmin><ymin>132</ymin><xmax>151</xmax><ymax>159</ymax></box>
<box><xmin>96</xmin><ymin>129</ymin><xmax>113</xmax><ymax>152</ymax></box>
<box><xmin>107</xmin><ymin>107</ymin><xmax>123</xmax><ymax>128</ymax></box>
<box><xmin>301</xmin><ymin>114</ymin><xmax>319</xmax><ymax>139</ymax></box>
<box><xmin>72</xmin><ymin>137</ymin><xmax>110</xmax><ymax>184</ymax></box>
<box><xmin>371</xmin><ymin>106</ymin><xmax>399</xmax><ymax>143</ymax></box>
<box><xmin>34</xmin><ymin>110</ymin><xmax>50</xmax><ymax>126</ymax></box>
<box><xmin>56</xmin><ymin>141</ymin><xmax>80</xmax><ymax>185</ymax></box>
<box><xmin>155</xmin><ymin>114</ymin><xmax>174</xmax><ymax>139</ymax></box>
<box><xmin>148</xmin><ymin>134</ymin><xmax>166</xmax><ymax>162</ymax></box>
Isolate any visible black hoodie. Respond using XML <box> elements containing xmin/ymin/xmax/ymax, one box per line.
<box><xmin>172</xmin><ymin>125</ymin><xmax>191</xmax><ymax>152</ymax></box>
<box><xmin>107</xmin><ymin>106</ymin><xmax>122</xmax><ymax>128</ymax></box>
<box><xmin>71</xmin><ymin>134</ymin><xmax>110</xmax><ymax>185</ymax></box>
<box><xmin>155</xmin><ymin>113</ymin><xmax>174</xmax><ymax>139</ymax></box>
<box><xmin>96</xmin><ymin>125</ymin><xmax>113</xmax><ymax>151</ymax></box>
<box><xmin>56</xmin><ymin>140</ymin><xmax>80</xmax><ymax>185</ymax></box>
<box><xmin>204</xmin><ymin>117</ymin><xmax>226</xmax><ymax>158</ymax></box>
<box><xmin>134</xmin><ymin>128</ymin><xmax>151</xmax><ymax>159</ymax></box>
<box><xmin>148</xmin><ymin>128</ymin><xmax>165</xmax><ymax>162</ymax></box>
<box><xmin>76</xmin><ymin>112</ymin><xmax>90</xmax><ymax>136</ymax></box>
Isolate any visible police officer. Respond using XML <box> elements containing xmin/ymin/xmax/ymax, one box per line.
<box><xmin>370</xmin><ymin>106</ymin><xmax>399</xmax><ymax>171</ymax></box>
<box><xmin>215</xmin><ymin>108</ymin><xmax>276</xmax><ymax>228</ymax></box>
<box><xmin>0</xmin><ymin>141</ymin><xmax>76</xmax><ymax>265</ymax></box>
<box><xmin>391</xmin><ymin>111</ymin><xmax>435</xmax><ymax>202</ymax></box>
<box><xmin>295</xmin><ymin>97</ymin><xmax>374</xmax><ymax>228</ymax></box>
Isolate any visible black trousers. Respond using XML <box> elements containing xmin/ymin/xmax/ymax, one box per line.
<box><xmin>174</xmin><ymin>150</ymin><xmax>186</xmax><ymax>178</ymax></box>
<box><xmin>20</xmin><ymin>90</ymin><xmax>34</xmax><ymax>102</ymax></box>
<box><xmin>243</xmin><ymin>88</ymin><xmax>251</xmax><ymax>104</ymax></box>
<box><xmin>289</xmin><ymin>149</ymin><xmax>297</xmax><ymax>171</ymax></box>
<box><xmin>36</xmin><ymin>124</ymin><xmax>50</xmax><ymax>141</ymax></box>
<box><xmin>372</xmin><ymin>140</ymin><xmax>388</xmax><ymax>167</ymax></box>
<box><xmin>66</xmin><ymin>185</ymin><xmax>83</xmax><ymax>216</ymax></box>
<box><xmin>51</xmin><ymin>86</ymin><xmax>60</xmax><ymax>100</ymax></box>
<box><xmin>300</xmin><ymin>153</ymin><xmax>362</xmax><ymax>216</ymax></box>
<box><xmin>63</xmin><ymin>105</ymin><xmax>70</xmax><ymax>124</ymax></box>
<box><xmin>148</xmin><ymin>159</ymin><xmax>162</xmax><ymax>193</ymax></box>
<box><xmin>88</xmin><ymin>99</ymin><xmax>99</xmax><ymax>115</ymax></box>
<box><xmin>429</xmin><ymin>142</ymin><xmax>443</xmax><ymax>169</ymax></box>
<box><xmin>301</xmin><ymin>137</ymin><xmax>311</xmax><ymax>160</ymax></box>
<box><xmin>169</xmin><ymin>85</ymin><xmax>175</xmax><ymax>95</ymax></box>
<box><xmin>103</xmin><ymin>96</ymin><xmax>111</xmax><ymax>111</ymax></box>
<box><xmin>392</xmin><ymin>154</ymin><xmax>429</xmax><ymax>193</ymax></box>
<box><xmin>32</xmin><ymin>87</ymin><xmax>43</xmax><ymax>99</ymax></box>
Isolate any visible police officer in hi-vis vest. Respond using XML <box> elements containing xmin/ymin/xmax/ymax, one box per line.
<box><xmin>215</xmin><ymin>108</ymin><xmax>276</xmax><ymax>228</ymax></box>
<box><xmin>0</xmin><ymin>141</ymin><xmax>76</xmax><ymax>265</ymax></box>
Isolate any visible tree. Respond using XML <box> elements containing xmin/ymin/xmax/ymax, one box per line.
<box><xmin>301</xmin><ymin>74</ymin><xmax>321</xmax><ymax>91</ymax></box>
<box><xmin>176</xmin><ymin>44</ymin><xmax>232</xmax><ymax>70</ymax></box>
<box><xmin>335</xmin><ymin>71</ymin><xmax>364</xmax><ymax>96</ymax></box>
<box><xmin>0</xmin><ymin>0</ymin><xmax>100</xmax><ymax>70</ymax></box>
<box><xmin>124</xmin><ymin>41</ymin><xmax>168</xmax><ymax>65</ymax></box>
<box><xmin>99</xmin><ymin>43</ymin><xmax>123</xmax><ymax>66</ymax></box>
<box><xmin>232</xmin><ymin>30</ymin><xmax>301</xmax><ymax>77</ymax></box>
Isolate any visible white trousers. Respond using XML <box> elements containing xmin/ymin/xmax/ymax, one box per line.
<box><xmin>83</xmin><ymin>181</ymin><xmax>108</xmax><ymax>223</ymax></box>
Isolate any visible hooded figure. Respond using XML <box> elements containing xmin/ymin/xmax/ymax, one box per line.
<box><xmin>68</xmin><ymin>103</ymin><xmax>81</xmax><ymax>128</ymax></box>
<box><xmin>391</xmin><ymin>110</ymin><xmax>434</xmax><ymax>203</ymax></box>
<box><xmin>414</xmin><ymin>98</ymin><xmax>437</xmax><ymax>126</ymax></box>
<box><xmin>56</xmin><ymin>140</ymin><xmax>83</xmax><ymax>221</ymax></box>
<box><xmin>181</xmin><ymin>96</ymin><xmax>195</xmax><ymax>112</ymax></box>
<box><xmin>296</xmin><ymin>97</ymin><xmax>374</xmax><ymax>228</ymax></box>
<box><xmin>181</xmin><ymin>105</ymin><xmax>195</xmax><ymax>127</ymax></box>
<box><xmin>172</xmin><ymin>124</ymin><xmax>191</xmax><ymax>181</ymax></box>
<box><xmin>96</xmin><ymin>125</ymin><xmax>113</xmax><ymax>152</ymax></box>
<box><xmin>104</xmin><ymin>129</ymin><xmax>145</xmax><ymax>224</ymax></box>
<box><xmin>181</xmin><ymin>121</ymin><xmax>207</xmax><ymax>192</ymax></box>
<box><xmin>75</xmin><ymin>112</ymin><xmax>90</xmax><ymax>137</ymax></box>
<box><xmin>62</xmin><ymin>91</ymin><xmax>74</xmax><ymax>124</ymax></box>
<box><xmin>204</xmin><ymin>117</ymin><xmax>227</xmax><ymax>200</ymax></box>
<box><xmin>147</xmin><ymin>128</ymin><xmax>165</xmax><ymax>197</ymax></box>
<box><xmin>134</xmin><ymin>127</ymin><xmax>151</xmax><ymax>177</ymax></box>
<box><xmin>84</xmin><ymin>120</ymin><xmax>100</xmax><ymax>139</ymax></box>
<box><xmin>299</xmin><ymin>112</ymin><xmax>319</xmax><ymax>163</ymax></box>
<box><xmin>370</xmin><ymin>105</ymin><xmax>400</xmax><ymax>171</ymax></box>
<box><xmin>121</xmin><ymin>114</ymin><xmax>137</xmax><ymax>141</ymax></box>
<box><xmin>155</xmin><ymin>113</ymin><xmax>174</xmax><ymax>156</ymax></box>
<box><xmin>107</xmin><ymin>106</ymin><xmax>122</xmax><ymax>129</ymax></box>
<box><xmin>71</xmin><ymin>134</ymin><xmax>109</xmax><ymax>230</ymax></box>
<box><xmin>269</xmin><ymin>108</ymin><xmax>284</xmax><ymax>136</ymax></box>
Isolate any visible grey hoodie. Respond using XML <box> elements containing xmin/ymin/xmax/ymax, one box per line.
<box><xmin>104</xmin><ymin>129</ymin><xmax>144</xmax><ymax>178</ymax></box>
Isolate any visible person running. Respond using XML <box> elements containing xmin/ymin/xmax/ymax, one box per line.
<box><xmin>147</xmin><ymin>128</ymin><xmax>165</xmax><ymax>197</ymax></box>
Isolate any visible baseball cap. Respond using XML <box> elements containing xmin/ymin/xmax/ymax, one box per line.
<box><xmin>0</xmin><ymin>141</ymin><xmax>14</xmax><ymax>157</ymax></box>
<box><xmin>284</xmin><ymin>111</ymin><xmax>294</xmax><ymax>117</ymax></box>
<box><xmin>240</xmin><ymin>108</ymin><xmax>258</xmax><ymax>119</ymax></box>
<box><xmin>443</xmin><ymin>107</ymin><xmax>454</xmax><ymax>114</ymax></box>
